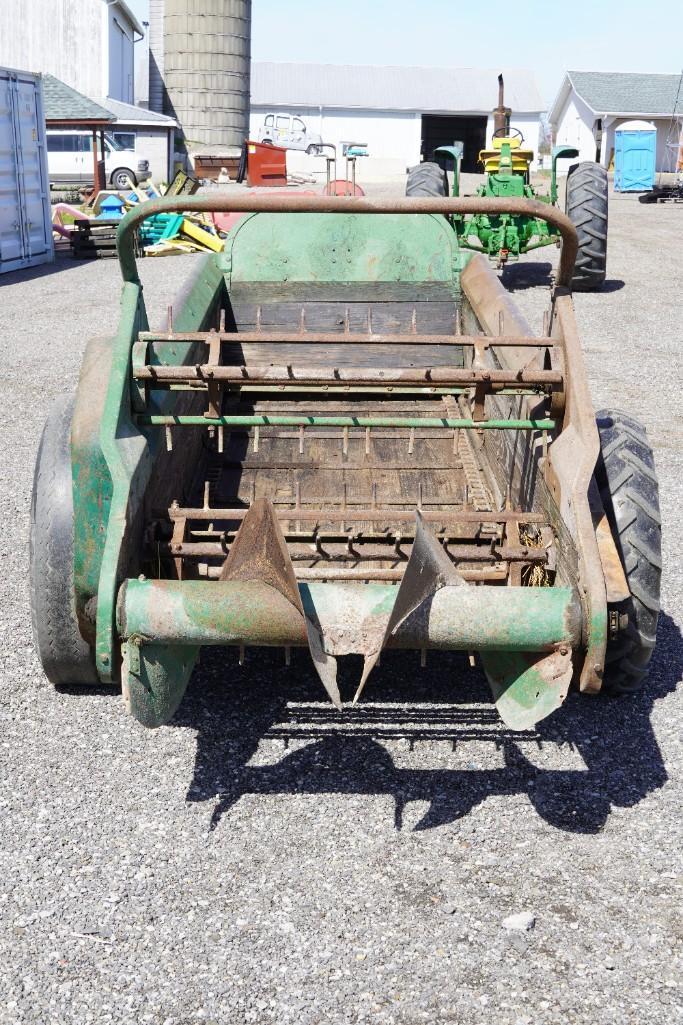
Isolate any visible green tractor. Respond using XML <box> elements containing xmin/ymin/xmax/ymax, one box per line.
<box><xmin>407</xmin><ymin>77</ymin><xmax>608</xmax><ymax>291</ymax></box>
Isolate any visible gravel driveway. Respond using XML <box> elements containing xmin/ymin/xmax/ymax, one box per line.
<box><xmin>0</xmin><ymin>185</ymin><xmax>681</xmax><ymax>1025</ymax></box>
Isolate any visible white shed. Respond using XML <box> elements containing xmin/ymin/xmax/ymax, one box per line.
<box><xmin>549</xmin><ymin>71</ymin><xmax>683</xmax><ymax>174</ymax></box>
<box><xmin>249</xmin><ymin>63</ymin><xmax>544</xmax><ymax>175</ymax></box>
<box><xmin>101</xmin><ymin>98</ymin><xmax>177</xmax><ymax>183</ymax></box>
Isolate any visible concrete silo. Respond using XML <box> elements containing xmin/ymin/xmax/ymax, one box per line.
<box><xmin>160</xmin><ymin>0</ymin><xmax>251</xmax><ymax>150</ymax></box>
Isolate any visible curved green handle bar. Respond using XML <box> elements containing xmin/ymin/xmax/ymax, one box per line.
<box><xmin>116</xmin><ymin>194</ymin><xmax>579</xmax><ymax>288</ymax></box>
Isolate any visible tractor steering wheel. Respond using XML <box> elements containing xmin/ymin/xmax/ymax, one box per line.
<box><xmin>492</xmin><ymin>127</ymin><xmax>524</xmax><ymax>142</ymax></box>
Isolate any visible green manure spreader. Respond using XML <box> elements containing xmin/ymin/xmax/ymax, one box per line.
<box><xmin>30</xmin><ymin>194</ymin><xmax>661</xmax><ymax>731</ymax></box>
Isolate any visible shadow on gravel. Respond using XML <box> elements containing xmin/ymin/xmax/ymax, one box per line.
<box><xmin>502</xmin><ymin>261</ymin><xmax>554</xmax><ymax>291</ymax></box>
<box><xmin>0</xmin><ymin>252</ymin><xmax>85</xmax><ymax>285</ymax></box>
<box><xmin>174</xmin><ymin>611</ymin><xmax>681</xmax><ymax>835</ymax></box>
<box><xmin>501</xmin><ymin>261</ymin><xmax>625</xmax><ymax>294</ymax></box>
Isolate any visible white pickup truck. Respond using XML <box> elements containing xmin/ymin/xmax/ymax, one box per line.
<box><xmin>257</xmin><ymin>113</ymin><xmax>323</xmax><ymax>155</ymax></box>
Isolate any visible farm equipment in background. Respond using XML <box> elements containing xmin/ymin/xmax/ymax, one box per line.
<box><xmin>30</xmin><ymin>193</ymin><xmax>660</xmax><ymax>736</ymax></box>
<box><xmin>407</xmin><ymin>75</ymin><xmax>609</xmax><ymax>291</ymax></box>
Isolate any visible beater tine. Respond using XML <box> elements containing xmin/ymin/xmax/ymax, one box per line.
<box><xmin>353</xmin><ymin>511</ymin><xmax>466</xmax><ymax>702</ymax></box>
<box><xmin>219</xmin><ymin>496</ymin><xmax>301</xmax><ymax>607</ymax></box>
<box><xmin>219</xmin><ymin>497</ymin><xmax>342</xmax><ymax>708</ymax></box>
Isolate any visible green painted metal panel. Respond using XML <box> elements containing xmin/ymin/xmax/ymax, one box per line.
<box><xmin>221</xmin><ymin>212</ymin><xmax>461</xmax><ymax>285</ymax></box>
<box><xmin>91</xmin><ymin>258</ymin><xmax>227</xmax><ymax>682</ymax></box>
<box><xmin>71</xmin><ymin>338</ymin><xmax>115</xmax><ymax>650</ymax></box>
<box><xmin>482</xmin><ymin>649</ymin><xmax>572</xmax><ymax>731</ymax></box>
<box><xmin>122</xmin><ymin>640</ymin><xmax>199</xmax><ymax>729</ymax></box>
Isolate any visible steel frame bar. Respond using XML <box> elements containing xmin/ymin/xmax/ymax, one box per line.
<box><xmin>138</xmin><ymin>414</ymin><xmax>556</xmax><ymax>431</ymax></box>
<box><xmin>139</xmin><ymin>331</ymin><xmax>561</xmax><ymax>349</ymax></box>
<box><xmin>116</xmin><ymin>195</ymin><xmax>579</xmax><ymax>287</ymax></box>
<box><xmin>133</xmin><ymin>364</ymin><xmax>562</xmax><ymax>387</ymax></box>
<box><xmin>200</xmin><ymin>565</ymin><xmax>510</xmax><ymax>583</ymax></box>
<box><xmin>162</xmin><ymin>541</ymin><xmax>547</xmax><ymax>563</ymax></box>
<box><xmin>168</xmin><ymin>506</ymin><xmax>546</xmax><ymax>525</ymax></box>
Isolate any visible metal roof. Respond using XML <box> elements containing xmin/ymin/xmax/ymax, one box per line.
<box><xmin>42</xmin><ymin>75</ymin><xmax>113</xmax><ymax>123</ymax></box>
<box><xmin>251</xmin><ymin>62</ymin><xmax>544</xmax><ymax>114</ymax></box>
<box><xmin>101</xmin><ymin>96</ymin><xmax>177</xmax><ymax>127</ymax></box>
<box><xmin>552</xmin><ymin>71</ymin><xmax>683</xmax><ymax>120</ymax></box>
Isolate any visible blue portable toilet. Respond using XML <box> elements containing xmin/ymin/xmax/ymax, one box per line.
<box><xmin>614</xmin><ymin>120</ymin><xmax>657</xmax><ymax>192</ymax></box>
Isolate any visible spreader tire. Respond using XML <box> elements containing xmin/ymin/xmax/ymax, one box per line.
<box><xmin>565</xmin><ymin>161</ymin><xmax>608</xmax><ymax>291</ymax></box>
<box><xmin>30</xmin><ymin>396</ymin><xmax>98</xmax><ymax>687</ymax></box>
<box><xmin>595</xmin><ymin>410</ymin><xmax>661</xmax><ymax>695</ymax></box>
<box><xmin>406</xmin><ymin>161</ymin><xmax>448</xmax><ymax>197</ymax></box>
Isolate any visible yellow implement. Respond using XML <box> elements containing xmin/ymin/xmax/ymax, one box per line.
<box><xmin>180</xmin><ymin>217</ymin><xmax>224</xmax><ymax>252</ymax></box>
<box><xmin>479</xmin><ymin>136</ymin><xmax>535</xmax><ymax>174</ymax></box>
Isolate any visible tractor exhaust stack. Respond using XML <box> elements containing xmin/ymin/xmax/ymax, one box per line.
<box><xmin>493</xmin><ymin>73</ymin><xmax>511</xmax><ymax>135</ymax></box>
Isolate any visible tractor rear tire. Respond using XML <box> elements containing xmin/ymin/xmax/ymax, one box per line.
<box><xmin>30</xmin><ymin>396</ymin><xmax>98</xmax><ymax>687</ymax></box>
<box><xmin>565</xmin><ymin>161</ymin><xmax>608</xmax><ymax>291</ymax></box>
<box><xmin>595</xmin><ymin>410</ymin><xmax>661</xmax><ymax>695</ymax></box>
<box><xmin>406</xmin><ymin>162</ymin><xmax>448</xmax><ymax>197</ymax></box>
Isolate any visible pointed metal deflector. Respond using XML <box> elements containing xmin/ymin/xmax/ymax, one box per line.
<box><xmin>219</xmin><ymin>498</ymin><xmax>342</xmax><ymax>709</ymax></box>
<box><xmin>353</xmin><ymin>511</ymin><xmax>467</xmax><ymax>702</ymax></box>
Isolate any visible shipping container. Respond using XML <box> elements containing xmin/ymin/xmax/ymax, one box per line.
<box><xmin>0</xmin><ymin>67</ymin><xmax>53</xmax><ymax>274</ymax></box>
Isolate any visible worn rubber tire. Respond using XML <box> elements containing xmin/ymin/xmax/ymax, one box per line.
<box><xmin>406</xmin><ymin>161</ymin><xmax>448</xmax><ymax>197</ymax></box>
<box><xmin>595</xmin><ymin>410</ymin><xmax>661</xmax><ymax>694</ymax></box>
<box><xmin>30</xmin><ymin>396</ymin><xmax>98</xmax><ymax>686</ymax></box>
<box><xmin>565</xmin><ymin>161</ymin><xmax>608</xmax><ymax>291</ymax></box>
<box><xmin>110</xmin><ymin>167</ymin><xmax>138</xmax><ymax>190</ymax></box>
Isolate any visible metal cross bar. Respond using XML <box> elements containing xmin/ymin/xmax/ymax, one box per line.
<box><xmin>200</xmin><ymin>564</ymin><xmax>510</xmax><ymax>583</ymax></box>
<box><xmin>163</xmin><ymin>540</ymin><xmax>547</xmax><ymax>562</ymax></box>
<box><xmin>138</xmin><ymin>414</ymin><xmax>556</xmax><ymax>431</ymax></box>
<box><xmin>133</xmin><ymin>364</ymin><xmax>562</xmax><ymax>387</ymax></box>
<box><xmin>168</xmin><ymin>506</ymin><xmax>546</xmax><ymax>525</ymax></box>
<box><xmin>139</xmin><ymin>330</ymin><xmax>561</xmax><ymax>349</ymax></box>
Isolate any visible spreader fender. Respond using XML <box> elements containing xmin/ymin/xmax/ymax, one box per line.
<box><xmin>481</xmin><ymin>648</ymin><xmax>574</xmax><ymax>731</ymax></box>
<box><xmin>71</xmin><ymin>337</ymin><xmax>115</xmax><ymax>655</ymax></box>
<box><xmin>94</xmin><ymin>260</ymin><xmax>226</xmax><ymax>682</ymax></box>
<box><xmin>122</xmin><ymin>639</ymin><xmax>199</xmax><ymax>728</ymax></box>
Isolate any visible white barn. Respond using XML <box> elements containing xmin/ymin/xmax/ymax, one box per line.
<box><xmin>0</xmin><ymin>0</ymin><xmax>144</xmax><ymax>105</ymax></box>
<box><xmin>549</xmin><ymin>71</ymin><xmax>683</xmax><ymax>173</ymax></box>
<box><xmin>249</xmin><ymin>62</ymin><xmax>544</xmax><ymax>173</ymax></box>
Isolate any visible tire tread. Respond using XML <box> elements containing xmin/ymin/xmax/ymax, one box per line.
<box><xmin>595</xmin><ymin>409</ymin><xmax>661</xmax><ymax>695</ymax></box>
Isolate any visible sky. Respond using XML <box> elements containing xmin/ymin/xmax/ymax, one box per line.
<box><xmin>127</xmin><ymin>0</ymin><xmax>683</xmax><ymax>107</ymax></box>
